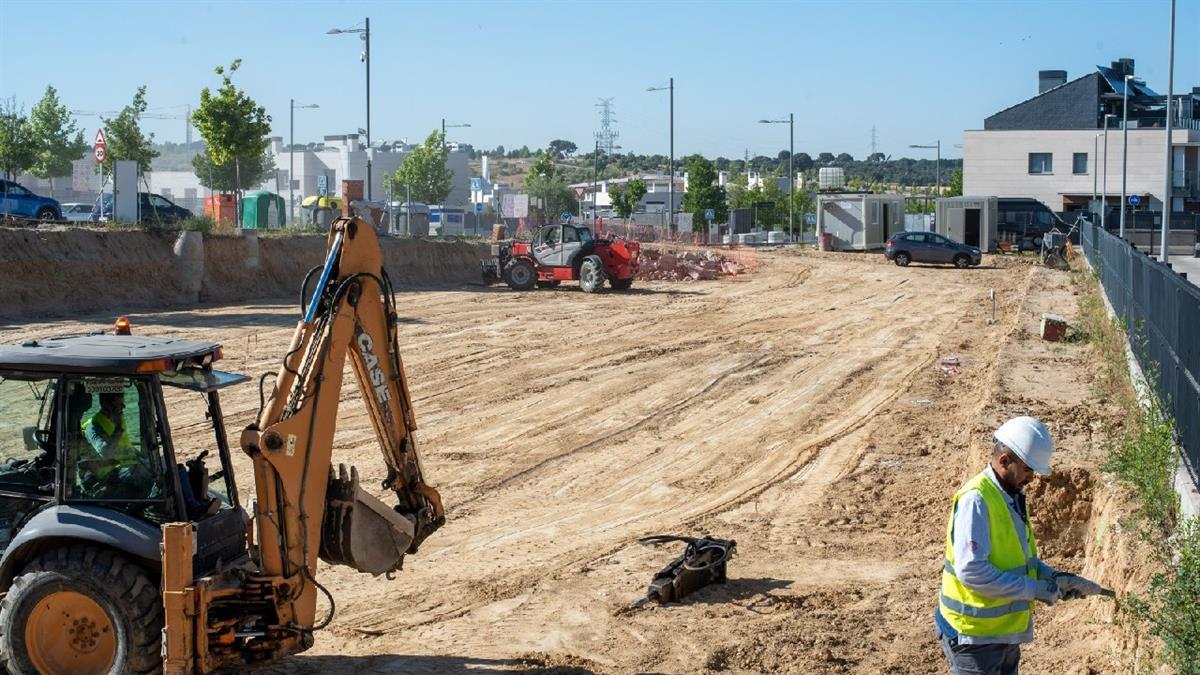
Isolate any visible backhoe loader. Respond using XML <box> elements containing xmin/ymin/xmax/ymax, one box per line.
<box><xmin>0</xmin><ymin>216</ymin><xmax>444</xmax><ymax>673</ymax></box>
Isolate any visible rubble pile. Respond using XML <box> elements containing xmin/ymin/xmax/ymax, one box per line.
<box><xmin>637</xmin><ymin>248</ymin><xmax>749</xmax><ymax>281</ymax></box>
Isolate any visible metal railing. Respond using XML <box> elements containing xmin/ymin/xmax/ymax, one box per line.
<box><xmin>1081</xmin><ymin>220</ymin><xmax>1200</xmax><ymax>483</ymax></box>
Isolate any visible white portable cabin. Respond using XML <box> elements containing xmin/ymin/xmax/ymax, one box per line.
<box><xmin>817</xmin><ymin>192</ymin><xmax>905</xmax><ymax>251</ymax></box>
<box><xmin>935</xmin><ymin>196</ymin><xmax>998</xmax><ymax>251</ymax></box>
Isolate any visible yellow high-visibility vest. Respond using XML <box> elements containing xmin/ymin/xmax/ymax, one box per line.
<box><xmin>938</xmin><ymin>472</ymin><xmax>1039</xmax><ymax>637</ymax></box>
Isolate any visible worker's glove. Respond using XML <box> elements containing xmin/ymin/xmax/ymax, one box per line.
<box><xmin>1054</xmin><ymin>573</ymin><xmax>1106</xmax><ymax>600</ymax></box>
<box><xmin>1033</xmin><ymin>578</ymin><xmax>1060</xmax><ymax>605</ymax></box>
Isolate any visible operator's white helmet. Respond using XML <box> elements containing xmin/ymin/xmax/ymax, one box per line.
<box><xmin>993</xmin><ymin>416</ymin><xmax>1054</xmax><ymax>475</ymax></box>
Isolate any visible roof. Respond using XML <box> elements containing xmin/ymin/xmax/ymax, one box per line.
<box><xmin>0</xmin><ymin>334</ymin><xmax>222</xmax><ymax>374</ymax></box>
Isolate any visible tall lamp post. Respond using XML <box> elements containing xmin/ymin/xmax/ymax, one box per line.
<box><xmin>1120</xmin><ymin>74</ymin><xmax>1132</xmax><ymax>238</ymax></box>
<box><xmin>1160</xmin><ymin>0</ymin><xmax>1176</xmax><ymax>264</ymax></box>
<box><xmin>327</xmin><ymin>18</ymin><xmax>371</xmax><ymax>200</ymax></box>
<box><xmin>909</xmin><ymin>141</ymin><xmax>941</xmax><ymax>200</ymax></box>
<box><xmin>290</xmin><ymin>100</ymin><xmax>319</xmax><ymax>225</ymax></box>
<box><xmin>1102</xmin><ymin>114</ymin><xmax>1114</xmax><ymax>231</ymax></box>
<box><xmin>759</xmin><ymin>114</ymin><xmax>794</xmax><ymax>241</ymax></box>
<box><xmin>1093</xmin><ymin>133</ymin><xmax>1102</xmax><ymax>210</ymax></box>
<box><xmin>646</xmin><ymin>78</ymin><xmax>674</xmax><ymax>232</ymax></box>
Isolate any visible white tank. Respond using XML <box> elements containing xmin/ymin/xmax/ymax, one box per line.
<box><xmin>818</xmin><ymin>167</ymin><xmax>846</xmax><ymax>191</ymax></box>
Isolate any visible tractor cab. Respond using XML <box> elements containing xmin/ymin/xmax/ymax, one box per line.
<box><xmin>0</xmin><ymin>329</ymin><xmax>252</xmax><ymax>588</ymax></box>
<box><xmin>531</xmin><ymin>223</ymin><xmax>595</xmax><ymax>269</ymax></box>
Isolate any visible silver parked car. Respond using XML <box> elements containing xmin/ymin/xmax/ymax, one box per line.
<box><xmin>60</xmin><ymin>202</ymin><xmax>96</xmax><ymax>222</ymax></box>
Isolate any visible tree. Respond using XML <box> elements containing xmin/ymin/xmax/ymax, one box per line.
<box><xmin>836</xmin><ymin>152</ymin><xmax>854</xmax><ymax>163</ymax></box>
<box><xmin>946</xmin><ymin>169</ymin><xmax>964</xmax><ymax>197</ymax></box>
<box><xmin>794</xmin><ymin>152</ymin><xmax>813</xmax><ymax>172</ymax></box>
<box><xmin>29</xmin><ymin>86</ymin><xmax>88</xmax><ymax>190</ymax></box>
<box><xmin>680</xmin><ymin>155</ymin><xmax>727</xmax><ymax>232</ymax></box>
<box><xmin>190</xmin><ymin>60</ymin><xmax>272</xmax><ymax>199</ymax></box>
<box><xmin>817</xmin><ymin>152</ymin><xmax>835</xmax><ymax>164</ymax></box>
<box><xmin>386</xmin><ymin>130</ymin><xmax>453</xmax><ymax>204</ymax></box>
<box><xmin>867</xmin><ymin>152</ymin><xmax>887</xmax><ymax>163</ymax></box>
<box><xmin>548</xmin><ymin>139</ymin><xmax>577</xmax><ymax>158</ymax></box>
<box><xmin>0</xmin><ymin>98</ymin><xmax>35</xmax><ymax>180</ymax></box>
<box><xmin>100</xmin><ymin>86</ymin><xmax>159</xmax><ymax>174</ymax></box>
<box><xmin>193</xmin><ymin>149</ymin><xmax>275</xmax><ymax>192</ymax></box>
<box><xmin>609</xmin><ymin>177</ymin><xmax>647</xmax><ymax>221</ymax></box>
<box><xmin>524</xmin><ymin>150</ymin><xmax>573</xmax><ymax>224</ymax></box>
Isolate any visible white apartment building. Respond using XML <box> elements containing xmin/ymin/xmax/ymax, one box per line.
<box><xmin>963</xmin><ymin>58</ymin><xmax>1200</xmax><ymax>215</ymax></box>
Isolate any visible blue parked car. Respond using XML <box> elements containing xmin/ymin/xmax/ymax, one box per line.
<box><xmin>0</xmin><ymin>179</ymin><xmax>62</xmax><ymax>221</ymax></box>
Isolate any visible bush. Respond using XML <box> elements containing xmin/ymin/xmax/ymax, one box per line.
<box><xmin>178</xmin><ymin>216</ymin><xmax>215</xmax><ymax>233</ymax></box>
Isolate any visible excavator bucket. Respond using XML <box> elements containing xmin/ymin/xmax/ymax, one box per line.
<box><xmin>320</xmin><ymin>464</ymin><xmax>416</xmax><ymax>575</ymax></box>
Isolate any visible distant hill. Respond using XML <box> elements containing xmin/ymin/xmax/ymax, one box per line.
<box><xmin>151</xmin><ymin>141</ymin><xmax>206</xmax><ymax>171</ymax></box>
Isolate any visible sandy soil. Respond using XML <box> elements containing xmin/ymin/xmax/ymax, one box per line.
<box><xmin>2</xmin><ymin>249</ymin><xmax>1139</xmax><ymax>674</ymax></box>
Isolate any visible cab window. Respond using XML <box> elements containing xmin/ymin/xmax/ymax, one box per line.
<box><xmin>563</xmin><ymin>226</ymin><xmax>581</xmax><ymax>243</ymax></box>
<box><xmin>0</xmin><ymin>376</ymin><xmax>58</xmax><ymax>473</ymax></box>
<box><xmin>64</xmin><ymin>377</ymin><xmax>174</xmax><ymax>518</ymax></box>
<box><xmin>578</xmin><ymin>227</ymin><xmax>593</xmax><ymax>244</ymax></box>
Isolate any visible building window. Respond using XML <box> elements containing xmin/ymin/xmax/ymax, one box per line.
<box><xmin>1028</xmin><ymin>153</ymin><xmax>1053</xmax><ymax>174</ymax></box>
<box><xmin>1073</xmin><ymin>153</ymin><xmax>1088</xmax><ymax>175</ymax></box>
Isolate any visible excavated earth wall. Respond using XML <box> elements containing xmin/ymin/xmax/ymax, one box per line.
<box><xmin>0</xmin><ymin>227</ymin><xmax>488</xmax><ymax>320</ymax></box>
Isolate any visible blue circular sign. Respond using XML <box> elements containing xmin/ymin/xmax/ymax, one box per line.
<box><xmin>1128</xmin><ymin>195</ymin><xmax>1140</xmax><ymax>207</ymax></box>
<box><xmin>560</xmin><ymin>211</ymin><xmax>573</xmax><ymax>222</ymax></box>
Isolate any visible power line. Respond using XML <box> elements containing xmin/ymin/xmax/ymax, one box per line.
<box><xmin>594</xmin><ymin>98</ymin><xmax>618</xmax><ymax>156</ymax></box>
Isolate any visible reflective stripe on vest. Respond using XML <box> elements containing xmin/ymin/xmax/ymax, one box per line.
<box><xmin>938</xmin><ymin>471</ymin><xmax>1039</xmax><ymax>638</ymax></box>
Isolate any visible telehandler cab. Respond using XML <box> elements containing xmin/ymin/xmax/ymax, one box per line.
<box><xmin>0</xmin><ymin>216</ymin><xmax>444</xmax><ymax>674</ymax></box>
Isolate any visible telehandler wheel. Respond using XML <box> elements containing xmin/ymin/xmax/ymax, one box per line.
<box><xmin>609</xmin><ymin>278</ymin><xmax>634</xmax><ymax>291</ymax></box>
<box><xmin>504</xmin><ymin>259</ymin><xmax>536</xmax><ymax>291</ymax></box>
<box><xmin>579</xmin><ymin>255</ymin><xmax>606</xmax><ymax>293</ymax></box>
<box><xmin>0</xmin><ymin>546</ymin><xmax>162</xmax><ymax>675</ymax></box>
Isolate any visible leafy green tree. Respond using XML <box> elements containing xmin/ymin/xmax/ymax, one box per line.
<box><xmin>193</xmin><ymin>149</ymin><xmax>275</xmax><ymax>192</ymax></box>
<box><xmin>681</xmin><ymin>155</ymin><xmax>727</xmax><ymax>232</ymax></box>
<box><xmin>190</xmin><ymin>60</ymin><xmax>272</xmax><ymax>198</ymax></box>
<box><xmin>946</xmin><ymin>169</ymin><xmax>964</xmax><ymax>197</ymax></box>
<box><xmin>386</xmin><ymin>130</ymin><xmax>453</xmax><ymax>204</ymax></box>
<box><xmin>0</xmin><ymin>98</ymin><xmax>35</xmax><ymax>180</ymax></box>
<box><xmin>29</xmin><ymin>86</ymin><xmax>88</xmax><ymax>190</ymax></box>
<box><xmin>548</xmin><ymin>139</ymin><xmax>577</xmax><ymax>158</ymax></box>
<box><xmin>794</xmin><ymin>152</ymin><xmax>813</xmax><ymax>172</ymax></box>
<box><xmin>609</xmin><ymin>177</ymin><xmax>647</xmax><ymax>221</ymax></box>
<box><xmin>524</xmin><ymin>150</ymin><xmax>573</xmax><ymax>224</ymax></box>
<box><xmin>100</xmin><ymin>86</ymin><xmax>159</xmax><ymax>174</ymax></box>
<box><xmin>817</xmin><ymin>152</ymin><xmax>835</xmax><ymax>164</ymax></box>
<box><xmin>835</xmin><ymin>152</ymin><xmax>854</xmax><ymax>163</ymax></box>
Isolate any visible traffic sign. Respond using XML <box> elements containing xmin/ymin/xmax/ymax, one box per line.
<box><xmin>560</xmin><ymin>211</ymin><xmax>572</xmax><ymax>223</ymax></box>
<box><xmin>317</xmin><ymin>175</ymin><xmax>328</xmax><ymax>196</ymax></box>
<box><xmin>704</xmin><ymin>208</ymin><xmax>715</xmax><ymax>221</ymax></box>
<box><xmin>94</xmin><ymin>129</ymin><xmax>107</xmax><ymax>147</ymax></box>
<box><xmin>1128</xmin><ymin>195</ymin><xmax>1141</xmax><ymax>207</ymax></box>
<box><xmin>804</xmin><ymin>212</ymin><xmax>817</xmax><ymax>226</ymax></box>
<box><xmin>93</xmin><ymin>145</ymin><xmax>107</xmax><ymax>164</ymax></box>
<box><xmin>475</xmin><ymin>202</ymin><xmax>484</xmax><ymax>214</ymax></box>
<box><xmin>574</xmin><ymin>186</ymin><xmax>587</xmax><ymax>199</ymax></box>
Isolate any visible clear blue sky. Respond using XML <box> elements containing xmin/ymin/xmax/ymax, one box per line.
<box><xmin>2</xmin><ymin>0</ymin><xmax>1197</xmax><ymax>161</ymax></box>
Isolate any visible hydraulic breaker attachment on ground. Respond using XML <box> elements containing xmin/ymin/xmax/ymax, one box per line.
<box><xmin>632</xmin><ymin>535</ymin><xmax>736</xmax><ymax>607</ymax></box>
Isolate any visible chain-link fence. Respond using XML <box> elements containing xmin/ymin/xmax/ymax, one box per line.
<box><xmin>1081</xmin><ymin>220</ymin><xmax>1200</xmax><ymax>482</ymax></box>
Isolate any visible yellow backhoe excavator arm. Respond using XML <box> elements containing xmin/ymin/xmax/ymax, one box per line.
<box><xmin>238</xmin><ymin>216</ymin><xmax>444</xmax><ymax>632</ymax></box>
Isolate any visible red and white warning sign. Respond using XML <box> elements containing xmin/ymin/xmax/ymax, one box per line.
<box><xmin>94</xmin><ymin>129</ymin><xmax>107</xmax><ymax>164</ymax></box>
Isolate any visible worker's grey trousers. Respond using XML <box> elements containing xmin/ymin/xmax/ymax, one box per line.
<box><xmin>939</xmin><ymin>633</ymin><xmax>1020</xmax><ymax>675</ymax></box>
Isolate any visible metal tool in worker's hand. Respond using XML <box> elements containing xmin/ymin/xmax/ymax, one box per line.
<box><xmin>631</xmin><ymin>535</ymin><xmax>736</xmax><ymax>608</ymax></box>
<box><xmin>1054</xmin><ymin>572</ymin><xmax>1115</xmax><ymax>600</ymax></box>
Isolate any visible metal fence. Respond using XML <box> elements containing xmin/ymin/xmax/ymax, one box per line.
<box><xmin>1081</xmin><ymin>220</ymin><xmax>1200</xmax><ymax>481</ymax></box>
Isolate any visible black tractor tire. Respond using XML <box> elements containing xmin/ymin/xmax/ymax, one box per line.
<box><xmin>579</xmin><ymin>255</ymin><xmax>606</xmax><ymax>293</ymax></box>
<box><xmin>894</xmin><ymin>252</ymin><xmax>911</xmax><ymax>267</ymax></box>
<box><xmin>35</xmin><ymin>207</ymin><xmax>58</xmax><ymax>222</ymax></box>
<box><xmin>610</xmin><ymin>277</ymin><xmax>634</xmax><ymax>291</ymax></box>
<box><xmin>536</xmin><ymin>280</ymin><xmax>561</xmax><ymax>289</ymax></box>
<box><xmin>0</xmin><ymin>546</ymin><xmax>162</xmax><ymax>675</ymax></box>
<box><xmin>503</xmin><ymin>259</ymin><xmax>536</xmax><ymax>291</ymax></box>
<box><xmin>953</xmin><ymin>254</ymin><xmax>971</xmax><ymax>269</ymax></box>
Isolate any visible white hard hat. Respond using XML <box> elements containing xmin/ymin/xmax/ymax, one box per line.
<box><xmin>993</xmin><ymin>416</ymin><xmax>1054</xmax><ymax>475</ymax></box>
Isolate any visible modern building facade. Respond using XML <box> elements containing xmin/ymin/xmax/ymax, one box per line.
<box><xmin>964</xmin><ymin>59</ymin><xmax>1200</xmax><ymax>216</ymax></box>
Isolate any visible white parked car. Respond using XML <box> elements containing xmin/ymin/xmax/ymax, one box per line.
<box><xmin>60</xmin><ymin>202</ymin><xmax>96</xmax><ymax>222</ymax></box>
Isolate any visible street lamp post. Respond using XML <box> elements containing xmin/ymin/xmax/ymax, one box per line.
<box><xmin>1093</xmin><ymin>133</ymin><xmax>1101</xmax><ymax>208</ymax></box>
<box><xmin>1120</xmin><ymin>74</ymin><xmax>1132</xmax><ymax>238</ymax></box>
<box><xmin>759</xmin><ymin>114</ymin><xmax>795</xmax><ymax>241</ymax></box>
<box><xmin>290</xmin><ymin>100</ymin><xmax>318</xmax><ymax>225</ymax></box>
<box><xmin>1103</xmin><ymin>114</ymin><xmax>1114</xmax><ymax>231</ymax></box>
<box><xmin>1160</xmin><ymin>0</ymin><xmax>1176</xmax><ymax>264</ymax></box>
<box><xmin>327</xmin><ymin>18</ymin><xmax>371</xmax><ymax>200</ymax></box>
<box><xmin>647</xmin><ymin>78</ymin><xmax>674</xmax><ymax>233</ymax></box>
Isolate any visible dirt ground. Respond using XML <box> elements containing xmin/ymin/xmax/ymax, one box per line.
<box><xmin>2</xmin><ymin>248</ymin><xmax>1141</xmax><ymax>674</ymax></box>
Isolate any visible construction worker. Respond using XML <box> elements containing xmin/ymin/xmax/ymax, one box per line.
<box><xmin>81</xmin><ymin>392</ymin><xmax>135</xmax><ymax>465</ymax></box>
<box><xmin>935</xmin><ymin>416</ymin><xmax>1104</xmax><ymax>675</ymax></box>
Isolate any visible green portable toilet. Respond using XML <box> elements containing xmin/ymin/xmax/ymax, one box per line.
<box><xmin>241</xmin><ymin>191</ymin><xmax>286</xmax><ymax>229</ymax></box>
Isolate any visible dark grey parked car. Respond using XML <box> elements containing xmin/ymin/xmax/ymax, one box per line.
<box><xmin>885</xmin><ymin>231</ymin><xmax>982</xmax><ymax>268</ymax></box>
